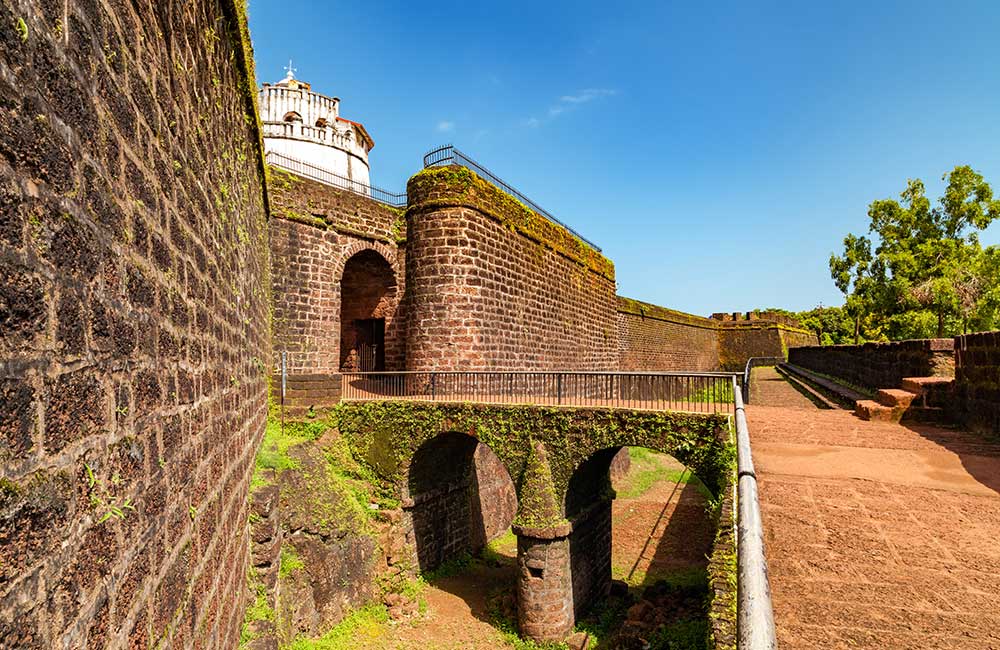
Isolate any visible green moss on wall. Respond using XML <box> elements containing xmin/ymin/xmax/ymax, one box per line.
<box><xmin>332</xmin><ymin>401</ymin><xmax>733</xmax><ymax>519</ymax></box>
<box><xmin>407</xmin><ymin>166</ymin><xmax>614</xmax><ymax>281</ymax></box>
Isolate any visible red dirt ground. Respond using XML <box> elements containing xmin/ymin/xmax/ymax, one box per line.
<box><xmin>749</xmin><ymin>368</ymin><xmax>1000</xmax><ymax>650</ymax></box>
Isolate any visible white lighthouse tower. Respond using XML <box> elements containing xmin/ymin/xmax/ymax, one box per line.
<box><xmin>259</xmin><ymin>65</ymin><xmax>374</xmax><ymax>186</ymax></box>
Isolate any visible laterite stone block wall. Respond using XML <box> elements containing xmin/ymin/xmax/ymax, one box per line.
<box><xmin>616</xmin><ymin>297</ymin><xmax>721</xmax><ymax>371</ymax></box>
<box><xmin>268</xmin><ymin>169</ymin><xmax>405</xmax><ymax>376</ymax></box>
<box><xmin>405</xmin><ymin>167</ymin><xmax>617</xmax><ymax>371</ymax></box>
<box><xmin>788</xmin><ymin>338</ymin><xmax>955</xmax><ymax>392</ymax></box>
<box><xmin>617</xmin><ymin>296</ymin><xmax>816</xmax><ymax>372</ymax></box>
<box><xmin>954</xmin><ymin>331</ymin><xmax>1000</xmax><ymax>437</ymax></box>
<box><xmin>0</xmin><ymin>1</ymin><xmax>269</xmax><ymax>648</ymax></box>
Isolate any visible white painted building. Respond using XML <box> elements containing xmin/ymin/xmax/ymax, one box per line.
<box><xmin>259</xmin><ymin>68</ymin><xmax>374</xmax><ymax>186</ymax></box>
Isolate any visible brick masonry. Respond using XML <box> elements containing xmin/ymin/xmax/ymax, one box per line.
<box><xmin>788</xmin><ymin>338</ymin><xmax>955</xmax><ymax>392</ymax></box>
<box><xmin>0</xmin><ymin>1</ymin><xmax>269</xmax><ymax>648</ymax></box>
<box><xmin>402</xmin><ymin>433</ymin><xmax>516</xmax><ymax>571</ymax></box>
<box><xmin>268</xmin><ymin>169</ymin><xmax>405</xmax><ymax>378</ymax></box>
<box><xmin>954</xmin><ymin>331</ymin><xmax>1000</xmax><ymax>437</ymax></box>
<box><xmin>617</xmin><ymin>297</ymin><xmax>818</xmax><ymax>372</ymax></box>
<box><xmin>404</xmin><ymin>169</ymin><xmax>618</xmax><ymax>372</ymax></box>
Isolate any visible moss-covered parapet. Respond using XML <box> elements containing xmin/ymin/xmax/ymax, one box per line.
<box><xmin>617</xmin><ymin>296</ymin><xmax>721</xmax><ymax>330</ymax></box>
<box><xmin>406</xmin><ymin>166</ymin><xmax>614</xmax><ymax>281</ymax></box>
<box><xmin>333</xmin><ymin>401</ymin><xmax>734</xmax><ymax>520</ymax></box>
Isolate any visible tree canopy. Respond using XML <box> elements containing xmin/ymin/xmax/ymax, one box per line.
<box><xmin>829</xmin><ymin>165</ymin><xmax>1000</xmax><ymax>341</ymax></box>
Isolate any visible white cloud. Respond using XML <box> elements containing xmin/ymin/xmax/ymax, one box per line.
<box><xmin>521</xmin><ymin>87</ymin><xmax>616</xmax><ymax>129</ymax></box>
<box><xmin>558</xmin><ymin>88</ymin><xmax>617</xmax><ymax>104</ymax></box>
<box><xmin>436</xmin><ymin>120</ymin><xmax>455</xmax><ymax>132</ymax></box>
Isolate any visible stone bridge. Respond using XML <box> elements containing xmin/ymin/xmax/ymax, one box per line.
<box><xmin>334</xmin><ymin>400</ymin><xmax>734</xmax><ymax>641</ymax></box>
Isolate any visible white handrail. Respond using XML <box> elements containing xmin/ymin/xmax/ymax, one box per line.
<box><xmin>733</xmin><ymin>376</ymin><xmax>778</xmax><ymax>649</ymax></box>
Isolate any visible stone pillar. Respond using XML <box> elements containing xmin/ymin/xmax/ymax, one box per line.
<box><xmin>515</xmin><ymin>523</ymin><xmax>574</xmax><ymax>642</ymax></box>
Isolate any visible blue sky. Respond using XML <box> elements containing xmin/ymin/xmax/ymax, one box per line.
<box><xmin>248</xmin><ymin>1</ymin><xmax>1000</xmax><ymax>316</ymax></box>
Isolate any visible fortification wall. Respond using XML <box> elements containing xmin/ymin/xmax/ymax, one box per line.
<box><xmin>954</xmin><ymin>331</ymin><xmax>1000</xmax><ymax>437</ymax></box>
<box><xmin>405</xmin><ymin>166</ymin><xmax>618</xmax><ymax>371</ymax></box>
<box><xmin>788</xmin><ymin>338</ymin><xmax>955</xmax><ymax>391</ymax></box>
<box><xmin>616</xmin><ymin>297</ymin><xmax>815</xmax><ymax>372</ymax></box>
<box><xmin>268</xmin><ymin>169</ymin><xmax>405</xmax><ymax>376</ymax></box>
<box><xmin>0</xmin><ymin>1</ymin><xmax>269</xmax><ymax>647</ymax></box>
<box><xmin>617</xmin><ymin>298</ymin><xmax>721</xmax><ymax>371</ymax></box>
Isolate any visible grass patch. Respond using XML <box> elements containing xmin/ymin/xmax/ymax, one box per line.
<box><xmin>686</xmin><ymin>381</ymin><xmax>734</xmax><ymax>404</ymax></box>
<box><xmin>647</xmin><ymin>619</ymin><xmax>709</xmax><ymax>650</ymax></box>
<box><xmin>251</xmin><ymin>417</ymin><xmax>327</xmax><ymax>490</ymax></box>
<box><xmin>287</xmin><ymin>603</ymin><xmax>389</xmax><ymax>650</ymax></box>
<box><xmin>280</xmin><ymin>544</ymin><xmax>305</xmax><ymax>578</ymax></box>
<box><xmin>617</xmin><ymin>448</ymin><xmax>712</xmax><ymax>502</ymax></box>
<box><xmin>481</xmin><ymin>529</ymin><xmax>518</xmax><ymax>565</ymax></box>
<box><xmin>239</xmin><ymin>566</ymin><xmax>274</xmax><ymax>647</ymax></box>
<box><xmin>574</xmin><ymin>594</ymin><xmax>630</xmax><ymax>648</ymax></box>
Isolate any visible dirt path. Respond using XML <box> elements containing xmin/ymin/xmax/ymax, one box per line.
<box><xmin>747</xmin><ymin>371</ymin><xmax>1000</xmax><ymax>649</ymax></box>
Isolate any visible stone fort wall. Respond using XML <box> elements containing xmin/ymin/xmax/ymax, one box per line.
<box><xmin>0</xmin><ymin>1</ymin><xmax>269</xmax><ymax>647</ymax></box>
<box><xmin>404</xmin><ymin>166</ymin><xmax>619</xmax><ymax>371</ymax></box>
<box><xmin>267</xmin><ymin>168</ymin><xmax>405</xmax><ymax>408</ymax></box>
<box><xmin>617</xmin><ymin>297</ymin><xmax>818</xmax><ymax>373</ymax></box>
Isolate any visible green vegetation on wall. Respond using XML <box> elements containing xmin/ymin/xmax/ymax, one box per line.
<box><xmin>407</xmin><ymin>165</ymin><xmax>615</xmax><ymax>281</ymax></box>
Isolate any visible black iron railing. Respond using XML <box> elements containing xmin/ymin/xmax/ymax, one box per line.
<box><xmin>265</xmin><ymin>151</ymin><xmax>407</xmax><ymax>207</ymax></box>
<box><xmin>422</xmin><ymin>145</ymin><xmax>603</xmax><ymax>252</ymax></box>
<box><xmin>341</xmin><ymin>371</ymin><xmax>738</xmax><ymax>414</ymax></box>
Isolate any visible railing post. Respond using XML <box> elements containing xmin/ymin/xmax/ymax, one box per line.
<box><xmin>556</xmin><ymin>374</ymin><xmax>563</xmax><ymax>405</ymax></box>
<box><xmin>430</xmin><ymin>373</ymin><xmax>436</xmax><ymax>401</ymax></box>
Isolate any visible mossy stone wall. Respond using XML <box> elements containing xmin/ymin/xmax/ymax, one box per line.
<box><xmin>0</xmin><ymin>1</ymin><xmax>269</xmax><ymax>647</ymax></box>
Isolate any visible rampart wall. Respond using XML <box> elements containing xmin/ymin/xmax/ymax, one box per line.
<box><xmin>954</xmin><ymin>331</ymin><xmax>1000</xmax><ymax>437</ymax></box>
<box><xmin>617</xmin><ymin>298</ymin><xmax>721</xmax><ymax>370</ymax></box>
<box><xmin>0</xmin><ymin>1</ymin><xmax>269</xmax><ymax>647</ymax></box>
<box><xmin>788</xmin><ymin>339</ymin><xmax>955</xmax><ymax>391</ymax></box>
<box><xmin>617</xmin><ymin>297</ymin><xmax>817</xmax><ymax>372</ymax></box>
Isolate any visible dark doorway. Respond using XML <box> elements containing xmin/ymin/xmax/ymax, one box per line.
<box><xmin>353</xmin><ymin>318</ymin><xmax>385</xmax><ymax>372</ymax></box>
<box><xmin>339</xmin><ymin>249</ymin><xmax>397</xmax><ymax>372</ymax></box>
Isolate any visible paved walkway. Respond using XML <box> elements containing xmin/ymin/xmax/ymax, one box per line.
<box><xmin>747</xmin><ymin>368</ymin><xmax>1000</xmax><ymax>649</ymax></box>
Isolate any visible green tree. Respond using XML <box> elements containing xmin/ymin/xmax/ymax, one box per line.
<box><xmin>831</xmin><ymin>165</ymin><xmax>1000</xmax><ymax>339</ymax></box>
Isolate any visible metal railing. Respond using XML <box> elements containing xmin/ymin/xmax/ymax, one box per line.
<box><xmin>732</xmin><ymin>376</ymin><xmax>778</xmax><ymax>649</ymax></box>
<box><xmin>341</xmin><ymin>371</ymin><xmax>739</xmax><ymax>414</ymax></box>
<box><xmin>422</xmin><ymin>145</ymin><xmax>603</xmax><ymax>252</ymax></box>
<box><xmin>265</xmin><ymin>151</ymin><xmax>407</xmax><ymax>207</ymax></box>
<box><xmin>742</xmin><ymin>357</ymin><xmax>786</xmax><ymax>403</ymax></box>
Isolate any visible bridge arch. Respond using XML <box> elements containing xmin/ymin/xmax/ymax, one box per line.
<box><xmin>334</xmin><ymin>401</ymin><xmax>734</xmax><ymax>644</ymax></box>
<box><xmin>402</xmin><ymin>431</ymin><xmax>517</xmax><ymax>571</ymax></box>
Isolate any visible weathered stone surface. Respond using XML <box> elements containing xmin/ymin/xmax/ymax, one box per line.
<box><xmin>0</xmin><ymin>0</ymin><xmax>269</xmax><ymax>646</ymax></box>
<box><xmin>274</xmin><ymin>443</ymin><xmax>379</xmax><ymax>641</ymax></box>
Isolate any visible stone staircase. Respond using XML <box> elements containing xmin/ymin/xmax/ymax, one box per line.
<box><xmin>780</xmin><ymin>363</ymin><xmax>954</xmax><ymax>424</ymax></box>
<box><xmin>854</xmin><ymin>377</ymin><xmax>953</xmax><ymax>423</ymax></box>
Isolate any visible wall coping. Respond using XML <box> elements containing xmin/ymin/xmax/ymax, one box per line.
<box><xmin>407</xmin><ymin>166</ymin><xmax>615</xmax><ymax>281</ymax></box>
<box><xmin>616</xmin><ymin>296</ymin><xmax>814</xmax><ymax>336</ymax></box>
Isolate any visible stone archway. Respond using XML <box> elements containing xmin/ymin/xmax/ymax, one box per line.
<box><xmin>403</xmin><ymin>432</ymin><xmax>517</xmax><ymax>571</ymax></box>
<box><xmin>338</xmin><ymin>248</ymin><xmax>397</xmax><ymax>372</ymax></box>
